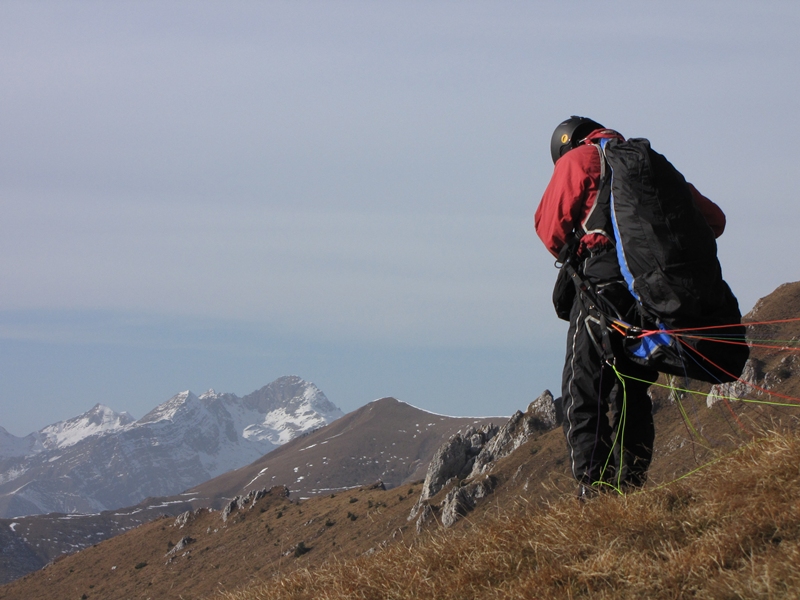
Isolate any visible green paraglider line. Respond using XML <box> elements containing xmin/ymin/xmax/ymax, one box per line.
<box><xmin>619</xmin><ymin>372</ymin><xmax>800</xmax><ymax>409</ymax></box>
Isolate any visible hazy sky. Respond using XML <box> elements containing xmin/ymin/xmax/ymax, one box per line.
<box><xmin>1</xmin><ymin>1</ymin><xmax>798</xmax><ymax>435</ymax></box>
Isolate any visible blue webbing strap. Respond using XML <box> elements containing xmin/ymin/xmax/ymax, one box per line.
<box><xmin>601</xmin><ymin>138</ymin><xmax>640</xmax><ymax>304</ymax></box>
<box><xmin>601</xmin><ymin>138</ymin><xmax>672</xmax><ymax>359</ymax></box>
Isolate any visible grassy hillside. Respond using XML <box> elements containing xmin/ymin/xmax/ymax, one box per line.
<box><xmin>221</xmin><ymin>428</ymin><xmax>800</xmax><ymax>600</ymax></box>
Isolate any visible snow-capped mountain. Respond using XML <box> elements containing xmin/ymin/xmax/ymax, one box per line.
<box><xmin>38</xmin><ymin>404</ymin><xmax>136</xmax><ymax>451</ymax></box>
<box><xmin>0</xmin><ymin>376</ymin><xmax>343</xmax><ymax>519</ymax></box>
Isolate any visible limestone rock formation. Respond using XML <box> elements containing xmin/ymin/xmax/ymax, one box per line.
<box><xmin>165</xmin><ymin>535</ymin><xmax>195</xmax><ymax>557</ymax></box>
<box><xmin>439</xmin><ymin>476</ymin><xmax>497</xmax><ymax>527</ymax></box>
<box><xmin>419</xmin><ymin>426</ymin><xmax>498</xmax><ymax>501</ymax></box>
<box><xmin>469</xmin><ymin>390</ymin><xmax>560</xmax><ymax>478</ymax></box>
<box><xmin>707</xmin><ymin>355</ymin><xmax>799</xmax><ymax>407</ymax></box>
<box><xmin>409</xmin><ymin>390</ymin><xmax>561</xmax><ymax>527</ymax></box>
<box><xmin>221</xmin><ymin>486</ymin><xmax>287</xmax><ymax>522</ymax></box>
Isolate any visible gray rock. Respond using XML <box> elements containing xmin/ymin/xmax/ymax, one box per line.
<box><xmin>221</xmin><ymin>487</ymin><xmax>270</xmax><ymax>522</ymax></box>
<box><xmin>409</xmin><ymin>390</ymin><xmax>559</xmax><ymax>526</ymax></box>
<box><xmin>221</xmin><ymin>497</ymin><xmax>240</xmax><ymax>523</ymax></box>
<box><xmin>415</xmin><ymin>503</ymin><xmax>433</xmax><ymax>534</ymax></box>
<box><xmin>708</xmin><ymin>354</ymin><xmax>798</xmax><ymax>408</ymax></box>
<box><xmin>422</xmin><ymin>424</ymin><xmax>498</xmax><ymax>498</ymax></box>
<box><xmin>407</xmin><ymin>424</ymin><xmax>498</xmax><ymax>520</ymax></box>
<box><xmin>528</xmin><ymin>390</ymin><xmax>562</xmax><ymax>428</ymax></box>
<box><xmin>173</xmin><ymin>510</ymin><xmax>193</xmax><ymax>529</ymax></box>
<box><xmin>222</xmin><ymin>486</ymin><xmax>287</xmax><ymax>522</ymax></box>
<box><xmin>165</xmin><ymin>535</ymin><xmax>195</xmax><ymax>557</ymax></box>
<box><xmin>469</xmin><ymin>390</ymin><xmax>558</xmax><ymax>478</ymax></box>
<box><xmin>440</xmin><ymin>476</ymin><xmax>496</xmax><ymax>528</ymax></box>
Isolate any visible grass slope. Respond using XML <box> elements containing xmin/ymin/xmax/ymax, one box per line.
<box><xmin>0</xmin><ymin>482</ymin><xmax>424</xmax><ymax>600</ymax></box>
<box><xmin>221</xmin><ymin>429</ymin><xmax>800</xmax><ymax>600</ymax></box>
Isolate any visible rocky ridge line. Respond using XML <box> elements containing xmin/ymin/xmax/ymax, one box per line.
<box><xmin>409</xmin><ymin>390</ymin><xmax>562</xmax><ymax>529</ymax></box>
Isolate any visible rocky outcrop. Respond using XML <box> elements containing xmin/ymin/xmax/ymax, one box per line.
<box><xmin>440</xmin><ymin>476</ymin><xmax>497</xmax><ymax>527</ymax></box>
<box><xmin>221</xmin><ymin>486</ymin><xmax>287</xmax><ymax>523</ymax></box>
<box><xmin>409</xmin><ymin>390</ymin><xmax>560</xmax><ymax>527</ymax></box>
<box><xmin>527</xmin><ymin>389</ymin><xmax>563</xmax><ymax>429</ymax></box>
<box><xmin>165</xmin><ymin>535</ymin><xmax>195</xmax><ymax>557</ymax></box>
<box><xmin>469</xmin><ymin>390</ymin><xmax>560</xmax><ymax>478</ymax></box>
<box><xmin>414</xmin><ymin>503</ymin><xmax>434</xmax><ymax>533</ymax></box>
<box><xmin>174</xmin><ymin>510</ymin><xmax>194</xmax><ymax>529</ymax></box>
<box><xmin>707</xmin><ymin>355</ymin><xmax>799</xmax><ymax>407</ymax></box>
<box><xmin>708</xmin><ymin>360</ymin><xmax>758</xmax><ymax>407</ymax></box>
<box><xmin>174</xmin><ymin>507</ymin><xmax>212</xmax><ymax>529</ymax></box>
<box><xmin>411</xmin><ymin>424</ymin><xmax>499</xmax><ymax>514</ymax></box>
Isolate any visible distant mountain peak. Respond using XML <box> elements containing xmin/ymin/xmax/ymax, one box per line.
<box><xmin>38</xmin><ymin>403</ymin><xmax>135</xmax><ymax>450</ymax></box>
<box><xmin>241</xmin><ymin>376</ymin><xmax>340</xmax><ymax>416</ymax></box>
<box><xmin>234</xmin><ymin>376</ymin><xmax>344</xmax><ymax>445</ymax></box>
<box><xmin>86</xmin><ymin>403</ymin><xmax>136</xmax><ymax>423</ymax></box>
<box><xmin>0</xmin><ymin>376</ymin><xmax>344</xmax><ymax>519</ymax></box>
<box><xmin>137</xmin><ymin>390</ymin><xmax>200</xmax><ymax>425</ymax></box>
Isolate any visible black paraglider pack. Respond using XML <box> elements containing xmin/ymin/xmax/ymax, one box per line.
<box><xmin>560</xmin><ymin>137</ymin><xmax>749</xmax><ymax>383</ymax></box>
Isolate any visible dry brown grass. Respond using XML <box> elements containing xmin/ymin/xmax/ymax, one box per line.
<box><xmin>219</xmin><ymin>431</ymin><xmax>800</xmax><ymax>600</ymax></box>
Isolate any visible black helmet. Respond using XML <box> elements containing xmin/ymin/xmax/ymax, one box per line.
<box><xmin>550</xmin><ymin>116</ymin><xmax>605</xmax><ymax>164</ymax></box>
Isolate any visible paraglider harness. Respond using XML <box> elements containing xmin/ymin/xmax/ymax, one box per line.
<box><xmin>552</xmin><ymin>138</ymin><xmax>748</xmax><ymax>384</ymax></box>
<box><xmin>553</xmin><ymin>234</ymin><xmax>620</xmax><ymax>365</ymax></box>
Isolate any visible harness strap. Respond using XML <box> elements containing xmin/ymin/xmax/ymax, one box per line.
<box><xmin>562</xmin><ymin>258</ymin><xmax>616</xmax><ymax>363</ymax></box>
<box><xmin>579</xmin><ymin>142</ymin><xmax>614</xmax><ymax>241</ymax></box>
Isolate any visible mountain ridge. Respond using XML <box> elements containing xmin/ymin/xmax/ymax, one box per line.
<box><xmin>189</xmin><ymin>396</ymin><xmax>505</xmax><ymax>501</ymax></box>
<box><xmin>0</xmin><ymin>376</ymin><xmax>343</xmax><ymax>519</ymax></box>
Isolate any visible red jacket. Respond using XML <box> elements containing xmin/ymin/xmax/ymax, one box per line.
<box><xmin>535</xmin><ymin>129</ymin><xmax>726</xmax><ymax>258</ymax></box>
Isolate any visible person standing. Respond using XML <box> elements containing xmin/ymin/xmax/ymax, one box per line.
<box><xmin>535</xmin><ymin>117</ymin><xmax>726</xmax><ymax>498</ymax></box>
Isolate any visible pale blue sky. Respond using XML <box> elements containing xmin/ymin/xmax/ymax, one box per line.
<box><xmin>1</xmin><ymin>1</ymin><xmax>798</xmax><ymax>435</ymax></box>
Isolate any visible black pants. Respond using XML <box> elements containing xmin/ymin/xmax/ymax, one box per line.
<box><xmin>561</xmin><ymin>252</ymin><xmax>658</xmax><ymax>489</ymax></box>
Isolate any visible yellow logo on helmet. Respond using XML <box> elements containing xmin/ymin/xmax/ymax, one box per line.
<box><xmin>561</xmin><ymin>134</ymin><xmax>569</xmax><ymax>144</ymax></box>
